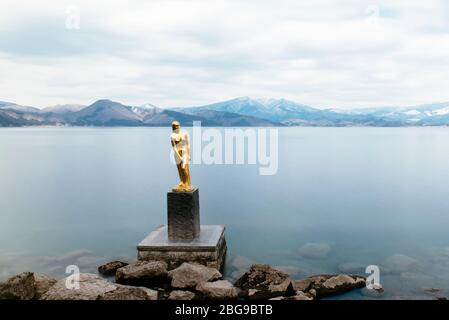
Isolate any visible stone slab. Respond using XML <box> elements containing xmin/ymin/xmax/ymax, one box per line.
<box><xmin>167</xmin><ymin>188</ymin><xmax>200</xmax><ymax>240</ymax></box>
<box><xmin>137</xmin><ymin>225</ymin><xmax>226</xmax><ymax>270</ymax></box>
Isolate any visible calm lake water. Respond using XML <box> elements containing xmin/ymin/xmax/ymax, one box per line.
<box><xmin>1</xmin><ymin>127</ymin><xmax>449</xmax><ymax>299</ymax></box>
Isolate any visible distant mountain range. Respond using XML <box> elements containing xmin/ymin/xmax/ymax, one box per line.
<box><xmin>1</xmin><ymin>97</ymin><xmax>449</xmax><ymax>127</ymax></box>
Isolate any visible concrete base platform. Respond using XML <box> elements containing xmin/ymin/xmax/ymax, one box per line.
<box><xmin>137</xmin><ymin>225</ymin><xmax>227</xmax><ymax>270</ymax></box>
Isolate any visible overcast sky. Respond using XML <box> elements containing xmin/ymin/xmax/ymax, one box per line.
<box><xmin>1</xmin><ymin>0</ymin><xmax>449</xmax><ymax>109</ymax></box>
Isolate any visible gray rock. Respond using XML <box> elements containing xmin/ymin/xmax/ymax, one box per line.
<box><xmin>196</xmin><ymin>280</ymin><xmax>238</xmax><ymax>300</ymax></box>
<box><xmin>42</xmin><ymin>273</ymin><xmax>158</xmax><ymax>300</ymax></box>
<box><xmin>319</xmin><ymin>274</ymin><xmax>365</xmax><ymax>296</ymax></box>
<box><xmin>293</xmin><ymin>275</ymin><xmax>327</xmax><ymax>292</ymax></box>
<box><xmin>97</xmin><ymin>285</ymin><xmax>158</xmax><ymax>300</ymax></box>
<box><xmin>115</xmin><ymin>260</ymin><xmax>168</xmax><ymax>287</ymax></box>
<box><xmin>168</xmin><ymin>290</ymin><xmax>196</xmax><ymax>300</ymax></box>
<box><xmin>234</xmin><ymin>264</ymin><xmax>294</xmax><ymax>299</ymax></box>
<box><xmin>168</xmin><ymin>263</ymin><xmax>221</xmax><ymax>289</ymax></box>
<box><xmin>293</xmin><ymin>274</ymin><xmax>366</xmax><ymax>298</ymax></box>
<box><xmin>98</xmin><ymin>261</ymin><xmax>129</xmax><ymax>277</ymax></box>
<box><xmin>0</xmin><ymin>272</ymin><xmax>57</xmax><ymax>300</ymax></box>
<box><xmin>42</xmin><ymin>273</ymin><xmax>117</xmax><ymax>300</ymax></box>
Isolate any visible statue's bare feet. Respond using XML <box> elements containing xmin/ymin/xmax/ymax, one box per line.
<box><xmin>172</xmin><ymin>182</ymin><xmax>194</xmax><ymax>192</ymax></box>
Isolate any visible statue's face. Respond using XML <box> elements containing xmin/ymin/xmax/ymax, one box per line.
<box><xmin>172</xmin><ymin>121</ymin><xmax>180</xmax><ymax>131</ymax></box>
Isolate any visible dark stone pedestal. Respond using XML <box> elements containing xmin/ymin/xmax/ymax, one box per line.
<box><xmin>167</xmin><ymin>188</ymin><xmax>200</xmax><ymax>240</ymax></box>
<box><xmin>137</xmin><ymin>225</ymin><xmax>227</xmax><ymax>270</ymax></box>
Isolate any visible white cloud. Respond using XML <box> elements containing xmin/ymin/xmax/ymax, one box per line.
<box><xmin>0</xmin><ymin>0</ymin><xmax>449</xmax><ymax>108</ymax></box>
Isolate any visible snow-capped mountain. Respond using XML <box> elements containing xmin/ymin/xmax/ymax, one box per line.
<box><xmin>335</xmin><ymin>102</ymin><xmax>449</xmax><ymax>125</ymax></box>
<box><xmin>2</xmin><ymin>97</ymin><xmax>449</xmax><ymax>127</ymax></box>
<box><xmin>174</xmin><ymin>97</ymin><xmax>321</xmax><ymax>122</ymax></box>
<box><xmin>0</xmin><ymin>101</ymin><xmax>42</xmax><ymax>113</ymax></box>
<box><xmin>130</xmin><ymin>103</ymin><xmax>161</xmax><ymax>117</ymax></box>
<box><xmin>43</xmin><ymin>104</ymin><xmax>86</xmax><ymax>114</ymax></box>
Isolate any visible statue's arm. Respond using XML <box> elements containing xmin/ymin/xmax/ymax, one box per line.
<box><xmin>171</xmin><ymin>136</ymin><xmax>182</xmax><ymax>162</ymax></box>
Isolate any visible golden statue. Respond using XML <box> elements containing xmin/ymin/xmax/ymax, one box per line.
<box><xmin>171</xmin><ymin>121</ymin><xmax>193</xmax><ymax>192</ymax></box>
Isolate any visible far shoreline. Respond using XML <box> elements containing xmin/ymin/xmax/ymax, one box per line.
<box><xmin>1</xmin><ymin>125</ymin><xmax>449</xmax><ymax>129</ymax></box>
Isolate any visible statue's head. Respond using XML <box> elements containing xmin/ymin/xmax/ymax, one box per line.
<box><xmin>171</xmin><ymin>120</ymin><xmax>180</xmax><ymax>131</ymax></box>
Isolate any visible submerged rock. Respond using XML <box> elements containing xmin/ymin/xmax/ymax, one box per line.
<box><xmin>298</xmin><ymin>243</ymin><xmax>331</xmax><ymax>259</ymax></box>
<box><xmin>338</xmin><ymin>262</ymin><xmax>366</xmax><ymax>274</ymax></box>
<box><xmin>383</xmin><ymin>254</ymin><xmax>419</xmax><ymax>273</ymax></box>
<box><xmin>115</xmin><ymin>260</ymin><xmax>168</xmax><ymax>287</ymax></box>
<box><xmin>168</xmin><ymin>263</ymin><xmax>222</xmax><ymax>289</ymax></box>
<box><xmin>230</xmin><ymin>255</ymin><xmax>256</xmax><ymax>280</ymax></box>
<box><xmin>196</xmin><ymin>280</ymin><xmax>238</xmax><ymax>300</ymax></box>
<box><xmin>0</xmin><ymin>272</ymin><xmax>57</xmax><ymax>300</ymax></box>
<box><xmin>98</xmin><ymin>261</ymin><xmax>129</xmax><ymax>277</ymax></box>
<box><xmin>231</xmin><ymin>255</ymin><xmax>255</xmax><ymax>270</ymax></box>
<box><xmin>168</xmin><ymin>290</ymin><xmax>196</xmax><ymax>300</ymax></box>
<box><xmin>235</xmin><ymin>264</ymin><xmax>294</xmax><ymax>299</ymax></box>
<box><xmin>422</xmin><ymin>287</ymin><xmax>448</xmax><ymax>300</ymax></box>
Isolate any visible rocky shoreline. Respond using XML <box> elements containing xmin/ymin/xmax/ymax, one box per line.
<box><xmin>0</xmin><ymin>259</ymin><xmax>376</xmax><ymax>300</ymax></box>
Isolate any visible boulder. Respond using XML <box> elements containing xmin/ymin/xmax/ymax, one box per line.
<box><xmin>196</xmin><ymin>280</ymin><xmax>238</xmax><ymax>300</ymax></box>
<box><xmin>319</xmin><ymin>274</ymin><xmax>365</xmax><ymax>296</ymax></box>
<box><xmin>293</xmin><ymin>274</ymin><xmax>366</xmax><ymax>298</ymax></box>
<box><xmin>42</xmin><ymin>273</ymin><xmax>159</xmax><ymax>300</ymax></box>
<box><xmin>42</xmin><ymin>273</ymin><xmax>117</xmax><ymax>300</ymax></box>
<box><xmin>293</xmin><ymin>275</ymin><xmax>325</xmax><ymax>292</ymax></box>
<box><xmin>168</xmin><ymin>263</ymin><xmax>221</xmax><ymax>289</ymax></box>
<box><xmin>168</xmin><ymin>290</ymin><xmax>196</xmax><ymax>300</ymax></box>
<box><xmin>97</xmin><ymin>285</ymin><xmax>157</xmax><ymax>300</ymax></box>
<box><xmin>98</xmin><ymin>261</ymin><xmax>129</xmax><ymax>277</ymax></box>
<box><xmin>0</xmin><ymin>272</ymin><xmax>57</xmax><ymax>300</ymax></box>
<box><xmin>234</xmin><ymin>264</ymin><xmax>294</xmax><ymax>299</ymax></box>
<box><xmin>115</xmin><ymin>260</ymin><xmax>168</xmax><ymax>287</ymax></box>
